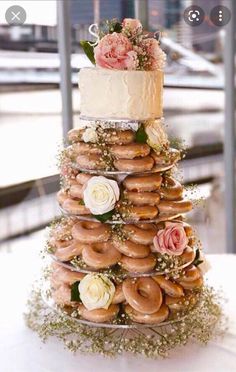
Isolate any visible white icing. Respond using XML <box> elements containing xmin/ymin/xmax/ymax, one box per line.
<box><xmin>79</xmin><ymin>68</ymin><xmax>163</xmax><ymax>120</ymax></box>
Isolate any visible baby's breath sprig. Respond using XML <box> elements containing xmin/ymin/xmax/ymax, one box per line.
<box><xmin>24</xmin><ymin>284</ymin><xmax>226</xmax><ymax>358</ymax></box>
<box><xmin>111</xmin><ymin>224</ymin><xmax>128</xmax><ymax>242</ymax></box>
<box><xmin>169</xmin><ymin>136</ymin><xmax>188</xmax><ymax>160</ymax></box>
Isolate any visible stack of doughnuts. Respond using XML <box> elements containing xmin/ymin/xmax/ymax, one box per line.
<box><xmin>48</xmin><ymin>219</ymin><xmax>196</xmax><ymax>274</ymax></box>
<box><xmin>50</xmin><ymin>262</ymin><xmax>203</xmax><ymax>324</ymax></box>
<box><xmin>57</xmin><ymin>172</ymin><xmax>192</xmax><ymax>221</ymax></box>
<box><xmin>46</xmin><ymin>121</ymin><xmax>205</xmax><ymax>326</ymax></box>
<box><xmin>64</xmin><ymin>127</ymin><xmax>180</xmax><ymax>173</ymax></box>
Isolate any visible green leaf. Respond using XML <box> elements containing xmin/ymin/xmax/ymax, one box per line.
<box><xmin>192</xmin><ymin>249</ymin><xmax>203</xmax><ymax>267</ymax></box>
<box><xmin>71</xmin><ymin>281</ymin><xmax>81</xmax><ymax>302</ymax></box>
<box><xmin>194</xmin><ymin>259</ymin><xmax>204</xmax><ymax>267</ymax></box>
<box><xmin>78</xmin><ymin>199</ymin><xmax>85</xmax><ymax>205</ymax></box>
<box><xmin>80</xmin><ymin>40</ymin><xmax>95</xmax><ymax>64</ymax></box>
<box><xmin>112</xmin><ymin>22</ymin><xmax>122</xmax><ymax>33</ymax></box>
<box><xmin>195</xmin><ymin>248</ymin><xmax>200</xmax><ymax>261</ymax></box>
<box><xmin>93</xmin><ymin>209</ymin><xmax>114</xmax><ymax>222</ymax></box>
<box><xmin>135</xmin><ymin>124</ymin><xmax>148</xmax><ymax>143</ymax></box>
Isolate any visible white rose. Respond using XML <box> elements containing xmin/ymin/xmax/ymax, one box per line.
<box><xmin>198</xmin><ymin>251</ymin><xmax>211</xmax><ymax>275</ymax></box>
<box><xmin>79</xmin><ymin>274</ymin><xmax>115</xmax><ymax>310</ymax></box>
<box><xmin>83</xmin><ymin>176</ymin><xmax>120</xmax><ymax>215</ymax></box>
<box><xmin>145</xmin><ymin>120</ymin><xmax>169</xmax><ymax>150</ymax></box>
<box><xmin>82</xmin><ymin>127</ymin><xmax>98</xmax><ymax>143</ymax></box>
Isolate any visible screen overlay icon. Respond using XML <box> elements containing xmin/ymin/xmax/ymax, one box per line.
<box><xmin>184</xmin><ymin>5</ymin><xmax>205</xmax><ymax>26</ymax></box>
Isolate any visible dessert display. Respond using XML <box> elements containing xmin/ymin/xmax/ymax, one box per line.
<box><xmin>26</xmin><ymin>18</ymin><xmax>224</xmax><ymax>357</ymax></box>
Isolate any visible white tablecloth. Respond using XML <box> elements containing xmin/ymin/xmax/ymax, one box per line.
<box><xmin>0</xmin><ymin>233</ymin><xmax>236</xmax><ymax>372</ymax></box>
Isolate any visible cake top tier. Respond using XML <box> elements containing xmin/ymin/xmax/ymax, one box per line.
<box><xmin>79</xmin><ymin>67</ymin><xmax>163</xmax><ymax>120</ymax></box>
<box><xmin>79</xmin><ymin>18</ymin><xmax>166</xmax><ymax>120</ymax></box>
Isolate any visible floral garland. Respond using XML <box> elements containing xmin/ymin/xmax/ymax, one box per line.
<box><xmin>81</xmin><ymin>18</ymin><xmax>166</xmax><ymax>71</ymax></box>
<box><xmin>25</xmin><ymin>284</ymin><xmax>226</xmax><ymax>358</ymax></box>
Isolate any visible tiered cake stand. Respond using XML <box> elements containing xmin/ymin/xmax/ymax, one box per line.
<box><xmin>25</xmin><ymin>118</ymin><xmax>225</xmax><ymax>357</ymax></box>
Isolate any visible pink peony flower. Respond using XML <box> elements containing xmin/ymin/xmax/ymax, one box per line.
<box><xmin>153</xmin><ymin>222</ymin><xmax>188</xmax><ymax>256</ymax></box>
<box><xmin>122</xmin><ymin>18</ymin><xmax>142</xmax><ymax>35</ymax></box>
<box><xmin>94</xmin><ymin>33</ymin><xmax>138</xmax><ymax>70</ymax></box>
<box><xmin>141</xmin><ymin>38</ymin><xmax>166</xmax><ymax>70</ymax></box>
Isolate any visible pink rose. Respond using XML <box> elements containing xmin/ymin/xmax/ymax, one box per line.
<box><xmin>153</xmin><ymin>222</ymin><xmax>188</xmax><ymax>256</ymax></box>
<box><xmin>94</xmin><ymin>33</ymin><xmax>138</xmax><ymax>70</ymax></box>
<box><xmin>122</xmin><ymin>18</ymin><xmax>142</xmax><ymax>35</ymax></box>
<box><xmin>141</xmin><ymin>38</ymin><xmax>166</xmax><ymax>70</ymax></box>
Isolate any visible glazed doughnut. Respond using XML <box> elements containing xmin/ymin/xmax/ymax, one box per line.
<box><xmin>110</xmin><ymin>144</ymin><xmax>150</xmax><ymax>159</ymax></box>
<box><xmin>151</xmin><ymin>148</ymin><xmax>180</xmax><ymax>166</ymax></box>
<box><xmin>128</xmin><ymin>205</ymin><xmax>158</xmax><ymax>220</ymax></box>
<box><xmin>178</xmin><ymin>277</ymin><xmax>203</xmax><ymax>290</ymax></box>
<box><xmin>52</xmin><ymin>284</ymin><xmax>72</xmax><ymax>306</ymax></box>
<box><xmin>122</xmin><ymin>277</ymin><xmax>162</xmax><ymax>314</ymax></box>
<box><xmin>120</xmin><ymin>254</ymin><xmax>156</xmax><ymax>273</ymax></box>
<box><xmin>123</xmin><ymin>173</ymin><xmax>162</xmax><ymax>192</ymax></box>
<box><xmin>82</xmin><ymin>242</ymin><xmax>121</xmax><ymax>269</ymax></box>
<box><xmin>113</xmin><ymin>239</ymin><xmax>150</xmax><ymax>258</ymax></box>
<box><xmin>165</xmin><ymin>293</ymin><xmax>197</xmax><ymax>312</ymax></box>
<box><xmin>51</xmin><ymin>264</ymin><xmax>85</xmax><ymax>287</ymax></box>
<box><xmin>57</xmin><ymin>190</ymin><xmax>68</xmax><ymax>205</ymax></box>
<box><xmin>50</xmin><ymin>220</ymin><xmax>74</xmax><ymax>241</ymax></box>
<box><xmin>153</xmin><ymin>276</ymin><xmax>184</xmax><ymax>297</ymax></box>
<box><xmin>78</xmin><ymin>303</ymin><xmax>119</xmax><ymax>323</ymax></box>
<box><xmin>49</xmin><ymin>237</ymin><xmax>71</xmax><ymax>249</ymax></box>
<box><xmin>125</xmin><ymin>303</ymin><xmax>169</xmax><ymax>324</ymax></box>
<box><xmin>123</xmin><ymin>224</ymin><xmax>157</xmax><ymax>245</ymax></box>
<box><xmin>76</xmin><ymin>173</ymin><xmax>92</xmax><ymax>185</ymax></box>
<box><xmin>114</xmin><ymin>156</ymin><xmax>154</xmax><ymax>172</ymax></box>
<box><xmin>62</xmin><ymin>198</ymin><xmax>90</xmax><ymax>215</ymax></box>
<box><xmin>64</xmin><ymin>146</ymin><xmax>77</xmax><ymax>161</ymax></box>
<box><xmin>67</xmin><ymin>128</ymin><xmax>135</xmax><ymax>145</ymax></box>
<box><xmin>180</xmin><ymin>247</ymin><xmax>195</xmax><ymax>264</ymax></box>
<box><xmin>160</xmin><ymin>177</ymin><xmax>183</xmax><ymax>201</ymax></box>
<box><xmin>68</xmin><ymin>128</ymin><xmax>82</xmax><ymax>143</ymax></box>
<box><xmin>179</xmin><ymin>265</ymin><xmax>201</xmax><ymax>283</ymax></box>
<box><xmin>124</xmin><ymin>191</ymin><xmax>160</xmax><ymax>206</ymax></box>
<box><xmin>72</xmin><ymin>142</ymin><xmax>101</xmax><ymax>155</ymax></box>
<box><xmin>181</xmin><ymin>221</ymin><xmax>194</xmax><ymax>239</ymax></box>
<box><xmin>158</xmin><ymin>200</ymin><xmax>193</xmax><ymax>215</ymax></box>
<box><xmin>103</xmin><ymin>129</ymin><xmax>135</xmax><ymax>144</ymax></box>
<box><xmin>181</xmin><ymin>222</ymin><xmax>195</xmax><ymax>246</ymax></box>
<box><xmin>69</xmin><ymin>183</ymin><xmax>83</xmax><ymax>199</ymax></box>
<box><xmin>54</xmin><ymin>240</ymin><xmax>85</xmax><ymax>261</ymax></box>
<box><xmin>76</xmin><ymin>154</ymin><xmax>106</xmax><ymax>170</ymax></box>
<box><xmin>72</xmin><ymin>221</ymin><xmax>111</xmax><ymax>244</ymax></box>
<box><xmin>151</xmin><ymin>151</ymin><xmax>170</xmax><ymax>166</ymax></box>
<box><xmin>65</xmin><ymin>178</ymin><xmax>78</xmax><ymax>187</ymax></box>
<box><xmin>112</xmin><ymin>284</ymin><xmax>125</xmax><ymax>304</ymax></box>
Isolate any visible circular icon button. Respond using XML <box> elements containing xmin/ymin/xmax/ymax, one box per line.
<box><xmin>183</xmin><ymin>5</ymin><xmax>205</xmax><ymax>27</ymax></box>
<box><xmin>210</xmin><ymin>5</ymin><xmax>231</xmax><ymax>27</ymax></box>
<box><xmin>5</xmin><ymin>5</ymin><xmax>26</xmax><ymax>25</ymax></box>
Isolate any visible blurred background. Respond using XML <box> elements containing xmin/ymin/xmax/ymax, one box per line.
<box><xmin>0</xmin><ymin>0</ymin><xmax>234</xmax><ymax>254</ymax></box>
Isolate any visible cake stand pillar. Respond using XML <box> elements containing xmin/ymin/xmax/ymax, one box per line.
<box><xmin>57</xmin><ymin>0</ymin><xmax>73</xmax><ymax>136</ymax></box>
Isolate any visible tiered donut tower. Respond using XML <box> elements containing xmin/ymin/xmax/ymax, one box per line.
<box><xmin>34</xmin><ymin>19</ymin><xmax>223</xmax><ymax>356</ymax></box>
<box><xmin>48</xmin><ymin>66</ymin><xmax>204</xmax><ymax>326</ymax></box>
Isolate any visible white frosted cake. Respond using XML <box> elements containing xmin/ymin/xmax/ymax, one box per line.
<box><xmin>79</xmin><ymin>68</ymin><xmax>163</xmax><ymax>120</ymax></box>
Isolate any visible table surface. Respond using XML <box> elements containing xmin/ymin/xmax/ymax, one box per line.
<box><xmin>0</xmin><ymin>232</ymin><xmax>236</xmax><ymax>372</ymax></box>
